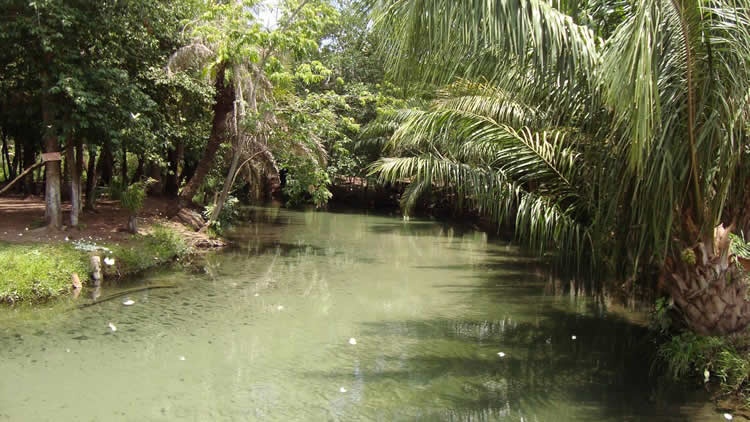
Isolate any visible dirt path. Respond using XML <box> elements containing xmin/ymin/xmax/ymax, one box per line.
<box><xmin>0</xmin><ymin>196</ymin><xmax>178</xmax><ymax>244</ymax></box>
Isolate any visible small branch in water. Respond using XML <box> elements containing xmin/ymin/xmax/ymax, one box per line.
<box><xmin>76</xmin><ymin>284</ymin><xmax>177</xmax><ymax>309</ymax></box>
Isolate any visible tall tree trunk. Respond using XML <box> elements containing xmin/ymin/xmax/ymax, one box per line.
<box><xmin>100</xmin><ymin>141</ymin><xmax>113</xmax><ymax>185</ymax></box>
<box><xmin>68</xmin><ymin>138</ymin><xmax>83</xmax><ymax>226</ymax></box>
<box><xmin>41</xmin><ymin>99</ymin><xmax>63</xmax><ymax>229</ymax></box>
<box><xmin>663</xmin><ymin>224</ymin><xmax>750</xmax><ymax>335</ymax></box>
<box><xmin>85</xmin><ymin>144</ymin><xmax>98</xmax><ymax>211</ymax></box>
<box><xmin>175</xmin><ymin>64</ymin><xmax>234</xmax><ymax>212</ymax></box>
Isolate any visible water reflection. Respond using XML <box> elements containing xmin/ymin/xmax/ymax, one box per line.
<box><xmin>0</xmin><ymin>207</ymin><xmax>713</xmax><ymax>421</ymax></box>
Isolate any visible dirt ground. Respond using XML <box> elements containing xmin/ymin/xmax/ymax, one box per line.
<box><xmin>0</xmin><ymin>195</ymin><xmax>181</xmax><ymax>244</ymax></box>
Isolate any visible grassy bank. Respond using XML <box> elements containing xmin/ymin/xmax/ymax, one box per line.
<box><xmin>0</xmin><ymin>225</ymin><xmax>190</xmax><ymax>304</ymax></box>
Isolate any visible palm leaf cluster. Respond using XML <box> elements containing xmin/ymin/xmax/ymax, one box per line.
<box><xmin>368</xmin><ymin>0</ymin><xmax>750</xmax><ymax>279</ymax></box>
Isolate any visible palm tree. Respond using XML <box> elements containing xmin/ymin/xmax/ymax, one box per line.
<box><xmin>369</xmin><ymin>0</ymin><xmax>750</xmax><ymax>334</ymax></box>
<box><xmin>167</xmin><ymin>0</ymin><xmax>329</xmax><ymax>222</ymax></box>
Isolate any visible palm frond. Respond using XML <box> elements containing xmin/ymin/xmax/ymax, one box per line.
<box><xmin>371</xmin><ymin>0</ymin><xmax>601</xmax><ymax>84</ymax></box>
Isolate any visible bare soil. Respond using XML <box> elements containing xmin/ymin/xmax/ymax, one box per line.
<box><xmin>0</xmin><ymin>195</ymin><xmax>215</xmax><ymax>247</ymax></box>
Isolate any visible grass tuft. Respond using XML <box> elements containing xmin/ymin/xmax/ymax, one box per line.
<box><xmin>0</xmin><ymin>243</ymin><xmax>90</xmax><ymax>303</ymax></box>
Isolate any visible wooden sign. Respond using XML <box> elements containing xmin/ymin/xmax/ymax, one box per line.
<box><xmin>42</xmin><ymin>152</ymin><xmax>62</xmax><ymax>162</ymax></box>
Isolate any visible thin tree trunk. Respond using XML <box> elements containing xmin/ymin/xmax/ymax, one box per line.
<box><xmin>175</xmin><ymin>64</ymin><xmax>234</xmax><ymax>212</ymax></box>
<box><xmin>101</xmin><ymin>142</ymin><xmax>113</xmax><ymax>185</ymax></box>
<box><xmin>1</xmin><ymin>130</ymin><xmax>11</xmax><ymax>181</ymax></box>
<box><xmin>12</xmin><ymin>138</ymin><xmax>20</xmax><ymax>181</ymax></box>
<box><xmin>41</xmin><ymin>97</ymin><xmax>63</xmax><ymax>229</ymax></box>
<box><xmin>206</xmin><ymin>147</ymin><xmax>241</xmax><ymax>228</ymax></box>
<box><xmin>85</xmin><ymin>144</ymin><xmax>98</xmax><ymax>211</ymax></box>
<box><xmin>121</xmin><ymin>146</ymin><xmax>128</xmax><ymax>186</ymax></box>
<box><xmin>133</xmin><ymin>155</ymin><xmax>145</xmax><ymax>181</ymax></box>
<box><xmin>127</xmin><ymin>215</ymin><xmax>138</xmax><ymax>234</ymax></box>
<box><xmin>68</xmin><ymin>138</ymin><xmax>83</xmax><ymax>226</ymax></box>
<box><xmin>165</xmin><ymin>141</ymin><xmax>182</xmax><ymax>197</ymax></box>
<box><xmin>22</xmin><ymin>139</ymin><xmax>36</xmax><ymax>195</ymax></box>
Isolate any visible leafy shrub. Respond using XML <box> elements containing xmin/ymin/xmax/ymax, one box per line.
<box><xmin>120</xmin><ymin>178</ymin><xmax>156</xmax><ymax>216</ymax></box>
<box><xmin>203</xmin><ymin>195</ymin><xmax>240</xmax><ymax>234</ymax></box>
<box><xmin>282</xmin><ymin>156</ymin><xmax>332</xmax><ymax>208</ymax></box>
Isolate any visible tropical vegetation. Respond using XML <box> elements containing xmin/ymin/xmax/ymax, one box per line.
<box><xmin>367</xmin><ymin>0</ymin><xmax>750</xmax><ymax>337</ymax></box>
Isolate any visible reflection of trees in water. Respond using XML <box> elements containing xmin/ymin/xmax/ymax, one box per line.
<box><xmin>307</xmin><ymin>311</ymin><xmax>697</xmax><ymax>421</ymax></box>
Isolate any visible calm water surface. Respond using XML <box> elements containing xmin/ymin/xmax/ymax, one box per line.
<box><xmin>0</xmin><ymin>207</ymin><xmax>714</xmax><ymax>421</ymax></box>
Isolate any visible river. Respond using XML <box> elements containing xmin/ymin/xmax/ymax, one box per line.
<box><xmin>0</xmin><ymin>207</ymin><xmax>715</xmax><ymax>421</ymax></box>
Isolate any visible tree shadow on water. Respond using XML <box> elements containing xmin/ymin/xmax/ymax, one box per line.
<box><xmin>304</xmin><ymin>311</ymin><xmax>704</xmax><ymax>421</ymax></box>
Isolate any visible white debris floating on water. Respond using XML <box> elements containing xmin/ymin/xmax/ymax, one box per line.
<box><xmin>277</xmin><ymin>305</ymin><xmax>284</xmax><ymax>311</ymax></box>
<box><xmin>339</xmin><ymin>387</ymin><xmax>347</xmax><ymax>393</ymax></box>
<box><xmin>497</xmin><ymin>352</ymin><xmax>506</xmax><ymax>357</ymax></box>
<box><xmin>179</xmin><ymin>356</ymin><xmax>186</xmax><ymax>361</ymax></box>
<box><xmin>349</xmin><ymin>338</ymin><xmax>357</xmax><ymax>345</ymax></box>
<box><xmin>122</xmin><ymin>299</ymin><xmax>135</xmax><ymax>306</ymax></box>
<box><xmin>104</xmin><ymin>257</ymin><xmax>115</xmax><ymax>266</ymax></box>
<box><xmin>254</xmin><ymin>293</ymin><xmax>260</xmax><ymax>297</ymax></box>
<box><xmin>108</xmin><ymin>322</ymin><xmax>117</xmax><ymax>332</ymax></box>
<box><xmin>571</xmin><ymin>335</ymin><xmax>577</xmax><ymax>340</ymax></box>
<box><xmin>724</xmin><ymin>413</ymin><xmax>733</xmax><ymax>420</ymax></box>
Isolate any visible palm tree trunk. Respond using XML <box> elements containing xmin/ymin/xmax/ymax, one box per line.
<box><xmin>663</xmin><ymin>225</ymin><xmax>750</xmax><ymax>335</ymax></box>
<box><xmin>176</xmin><ymin>64</ymin><xmax>234</xmax><ymax>211</ymax></box>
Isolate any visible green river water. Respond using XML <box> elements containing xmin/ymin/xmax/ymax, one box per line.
<box><xmin>0</xmin><ymin>207</ymin><xmax>716</xmax><ymax>421</ymax></box>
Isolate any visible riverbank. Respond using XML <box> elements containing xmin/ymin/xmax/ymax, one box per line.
<box><xmin>0</xmin><ymin>195</ymin><xmax>225</xmax><ymax>303</ymax></box>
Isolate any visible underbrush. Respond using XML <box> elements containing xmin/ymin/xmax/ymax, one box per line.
<box><xmin>656</xmin><ymin>331</ymin><xmax>750</xmax><ymax>407</ymax></box>
<box><xmin>0</xmin><ymin>242</ymin><xmax>90</xmax><ymax>303</ymax></box>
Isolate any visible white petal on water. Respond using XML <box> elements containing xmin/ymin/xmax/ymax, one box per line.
<box><xmin>349</xmin><ymin>338</ymin><xmax>357</xmax><ymax>345</ymax></box>
<box><xmin>122</xmin><ymin>299</ymin><xmax>135</xmax><ymax>306</ymax></box>
<box><xmin>497</xmin><ymin>352</ymin><xmax>505</xmax><ymax>357</ymax></box>
<box><xmin>339</xmin><ymin>387</ymin><xmax>347</xmax><ymax>393</ymax></box>
<box><xmin>277</xmin><ymin>305</ymin><xmax>284</xmax><ymax>310</ymax></box>
<box><xmin>108</xmin><ymin>322</ymin><xmax>117</xmax><ymax>332</ymax></box>
<box><xmin>179</xmin><ymin>356</ymin><xmax>186</xmax><ymax>361</ymax></box>
<box><xmin>254</xmin><ymin>293</ymin><xmax>260</xmax><ymax>297</ymax></box>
